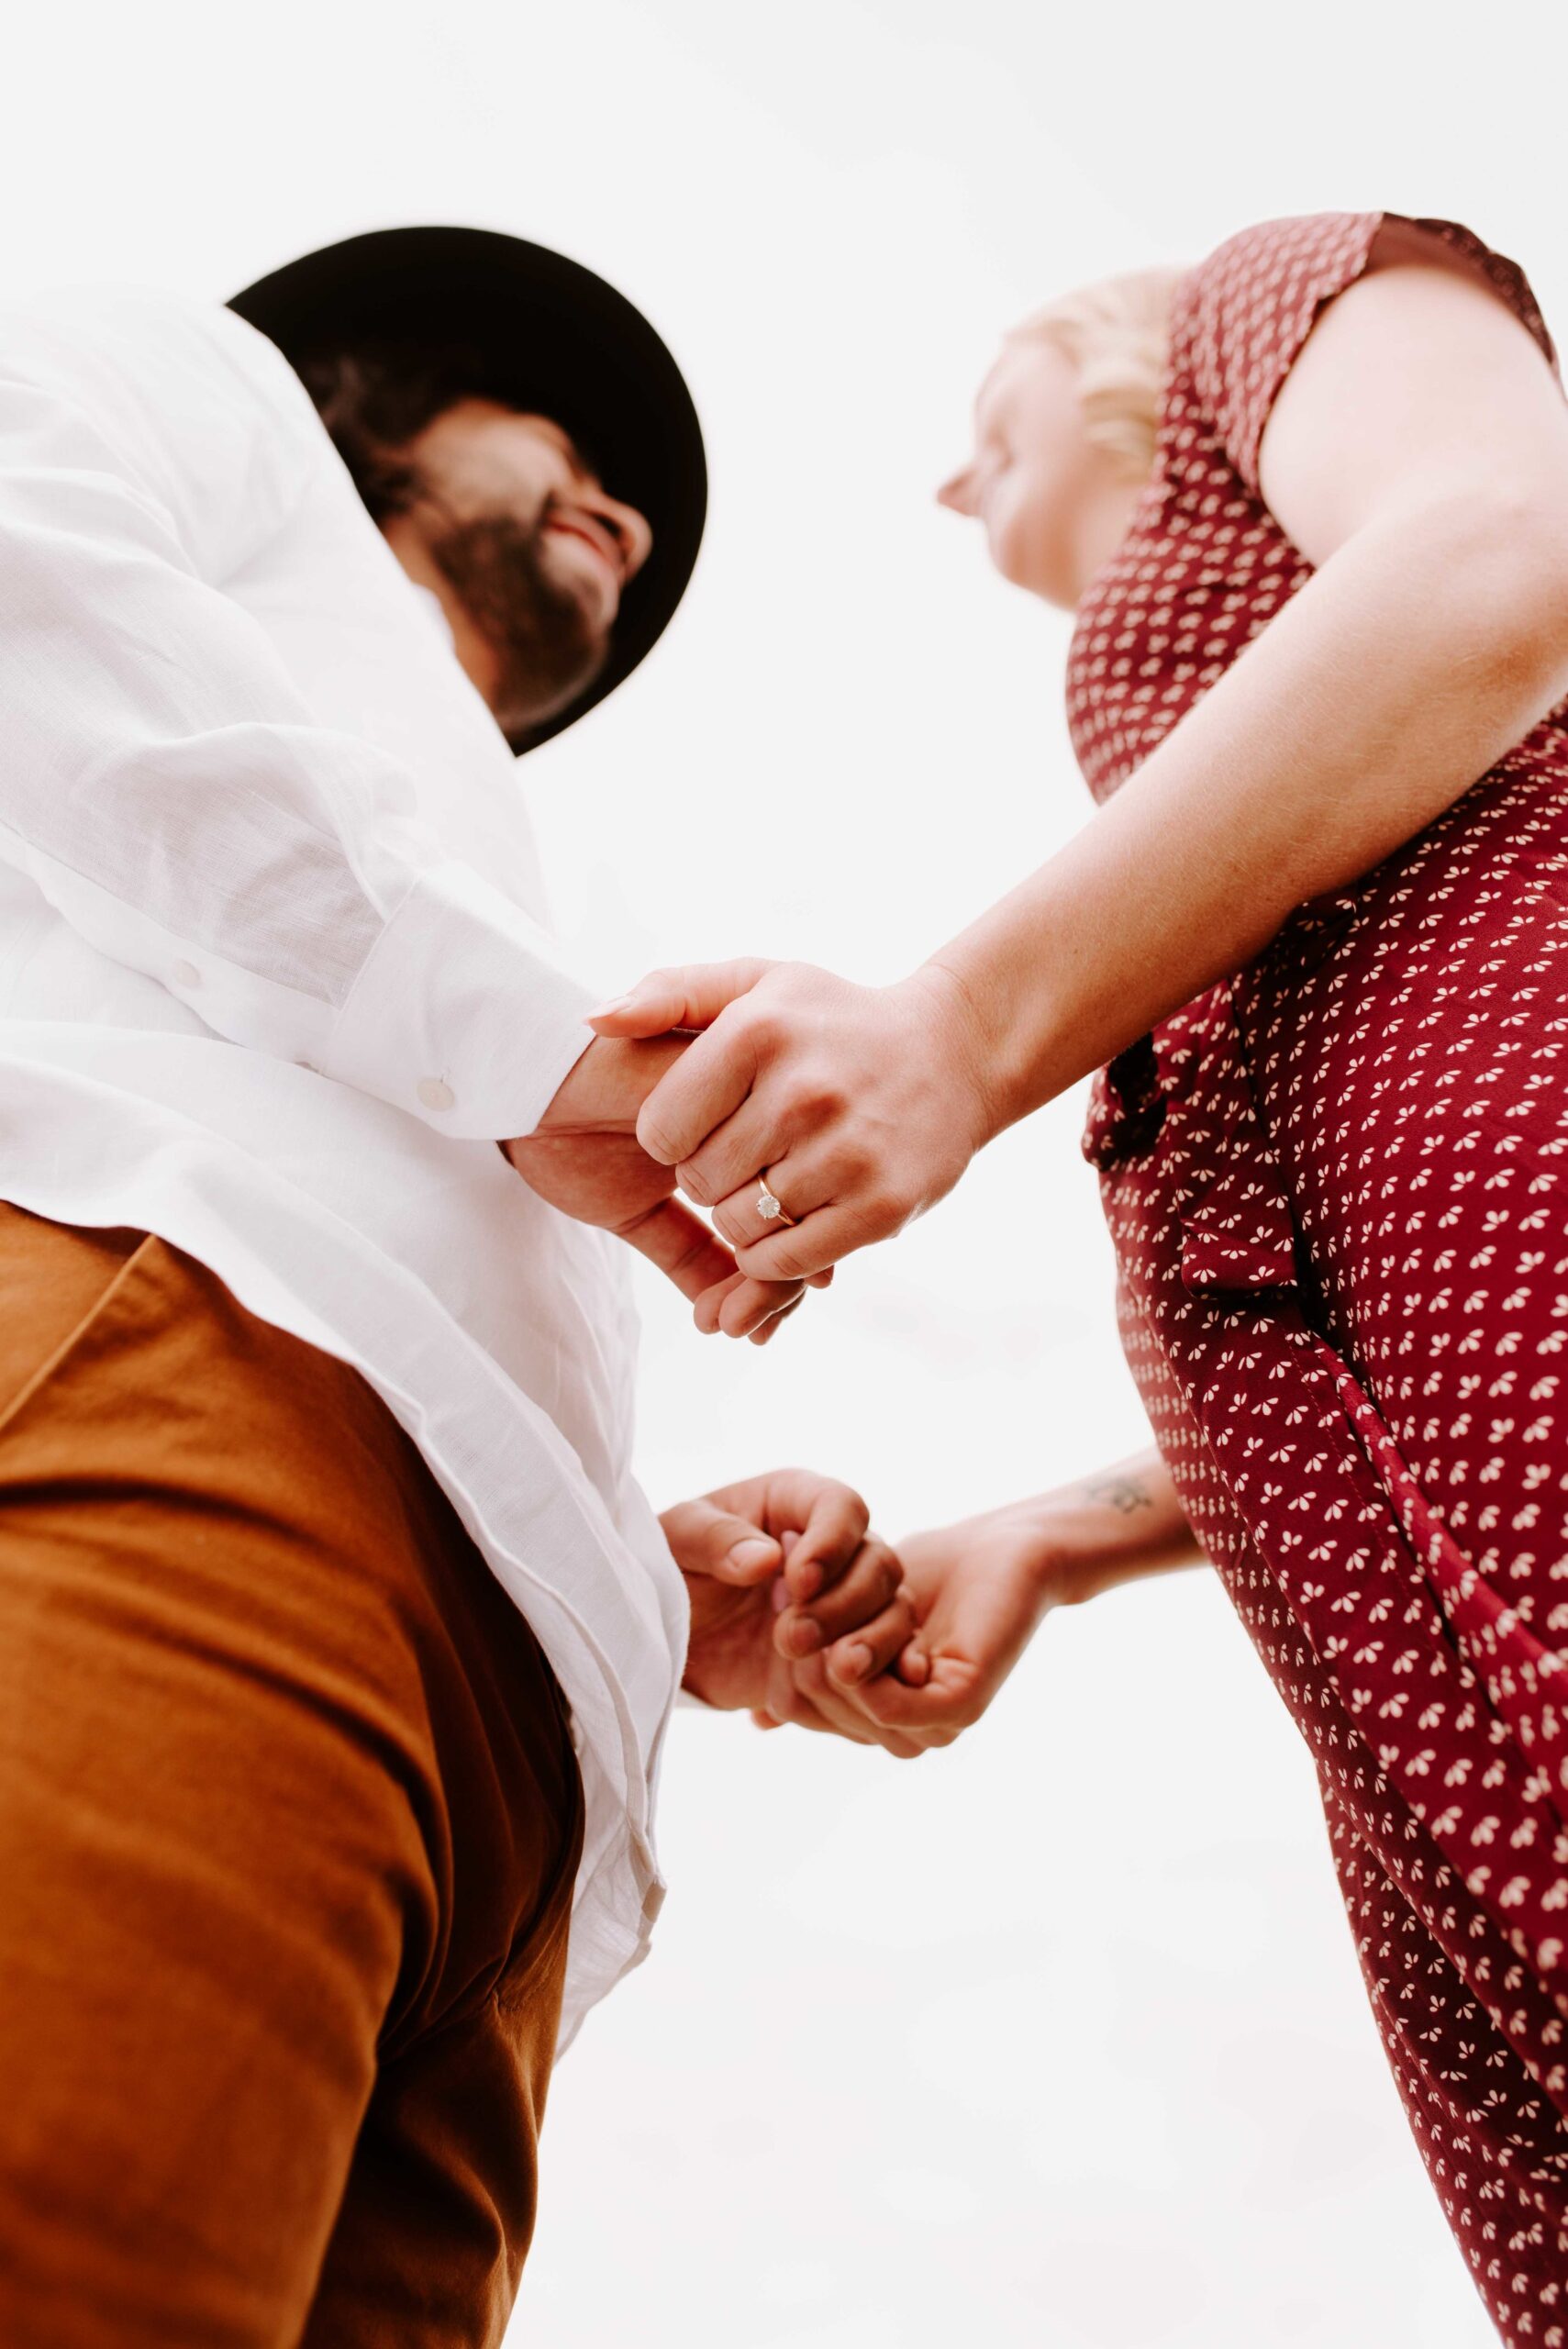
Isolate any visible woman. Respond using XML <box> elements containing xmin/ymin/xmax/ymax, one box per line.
<box><xmin>592</xmin><ymin>214</ymin><xmax>1568</xmax><ymax>2338</ymax></box>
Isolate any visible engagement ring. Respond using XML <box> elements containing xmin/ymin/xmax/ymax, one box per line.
<box><xmin>756</xmin><ymin>1176</ymin><xmax>794</xmax><ymax>1226</ymax></box>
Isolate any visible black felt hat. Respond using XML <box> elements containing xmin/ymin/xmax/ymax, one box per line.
<box><xmin>229</xmin><ymin>224</ymin><xmax>706</xmax><ymax>751</ymax></box>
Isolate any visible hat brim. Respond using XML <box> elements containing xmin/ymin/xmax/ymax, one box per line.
<box><xmin>229</xmin><ymin>225</ymin><xmax>706</xmax><ymax>751</ymax></box>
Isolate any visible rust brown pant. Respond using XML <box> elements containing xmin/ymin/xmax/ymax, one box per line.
<box><xmin>0</xmin><ymin>1205</ymin><xmax>584</xmax><ymax>2349</ymax></box>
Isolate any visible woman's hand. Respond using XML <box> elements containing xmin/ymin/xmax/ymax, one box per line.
<box><xmin>805</xmin><ymin>1502</ymin><xmax>1065</xmax><ymax>1750</ymax></box>
<box><xmin>584</xmin><ymin>961</ymin><xmax>998</xmax><ymax>1308</ymax></box>
<box><xmin>506</xmin><ymin>1032</ymin><xmax>828</xmax><ymax>1344</ymax></box>
<box><xmin>663</xmin><ymin>1467</ymin><xmax>924</xmax><ymax>1753</ymax></box>
<box><xmin>810</xmin><ymin>1454</ymin><xmax>1204</xmax><ymax>1750</ymax></box>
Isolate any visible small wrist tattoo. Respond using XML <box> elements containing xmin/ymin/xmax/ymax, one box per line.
<box><xmin>1084</xmin><ymin>1474</ymin><xmax>1152</xmax><ymax>1515</ymax></box>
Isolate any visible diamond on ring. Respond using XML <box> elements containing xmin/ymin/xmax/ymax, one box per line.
<box><xmin>757</xmin><ymin>1178</ymin><xmax>787</xmax><ymax>1223</ymax></box>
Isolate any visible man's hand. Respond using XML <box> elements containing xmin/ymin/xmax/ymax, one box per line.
<box><xmin>583</xmin><ymin>963</ymin><xmax>995</xmax><ymax>1312</ymax></box>
<box><xmin>662</xmin><ymin>1469</ymin><xmax>923</xmax><ymax>1753</ymax></box>
<box><xmin>506</xmin><ymin>1034</ymin><xmax>826</xmax><ymax>1345</ymax></box>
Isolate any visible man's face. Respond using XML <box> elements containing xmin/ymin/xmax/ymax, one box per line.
<box><xmin>385</xmin><ymin>398</ymin><xmax>654</xmax><ymax>746</ymax></box>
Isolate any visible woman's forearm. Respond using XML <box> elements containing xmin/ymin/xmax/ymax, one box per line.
<box><xmin>1021</xmin><ymin>1446</ymin><xmax>1203</xmax><ymax>1605</ymax></box>
<box><xmin>929</xmin><ymin>493</ymin><xmax>1568</xmax><ymax>1139</ymax></box>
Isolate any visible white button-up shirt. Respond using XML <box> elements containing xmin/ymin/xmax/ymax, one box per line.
<box><xmin>0</xmin><ymin>282</ymin><xmax>689</xmax><ymax>2049</ymax></box>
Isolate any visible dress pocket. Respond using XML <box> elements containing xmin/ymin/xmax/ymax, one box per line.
<box><xmin>1083</xmin><ymin>980</ymin><xmax>1302</xmax><ymax>1303</ymax></box>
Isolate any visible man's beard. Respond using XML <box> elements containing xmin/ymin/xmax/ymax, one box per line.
<box><xmin>427</xmin><ymin>510</ymin><xmax>610</xmax><ymax>751</ymax></box>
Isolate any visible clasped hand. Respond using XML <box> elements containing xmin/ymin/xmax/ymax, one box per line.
<box><xmin>584</xmin><ymin>959</ymin><xmax>997</xmax><ymax>1336</ymax></box>
<box><xmin>504</xmin><ymin>1030</ymin><xmax>828</xmax><ymax>1345</ymax></box>
<box><xmin>667</xmin><ymin>1471</ymin><xmax>1073</xmax><ymax>1756</ymax></box>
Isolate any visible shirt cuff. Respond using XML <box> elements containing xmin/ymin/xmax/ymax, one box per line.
<box><xmin>320</xmin><ymin>858</ymin><xmax>597</xmax><ymax>1139</ymax></box>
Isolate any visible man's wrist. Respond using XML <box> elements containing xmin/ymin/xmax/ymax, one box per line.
<box><xmin>320</xmin><ymin>858</ymin><xmax>599</xmax><ymax>1140</ymax></box>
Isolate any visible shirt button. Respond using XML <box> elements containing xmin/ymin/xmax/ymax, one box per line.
<box><xmin>172</xmin><ymin>959</ymin><xmax>200</xmax><ymax>987</ymax></box>
<box><xmin>417</xmin><ymin>1077</ymin><xmax>455</xmax><ymax>1113</ymax></box>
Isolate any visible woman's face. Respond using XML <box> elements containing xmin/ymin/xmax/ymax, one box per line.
<box><xmin>938</xmin><ymin>339</ymin><xmax>1130</xmax><ymax>610</ymax></box>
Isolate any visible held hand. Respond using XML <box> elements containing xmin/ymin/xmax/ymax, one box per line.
<box><xmin>506</xmin><ymin>1034</ymin><xmax>827</xmax><ymax>1346</ymax></box>
<box><xmin>822</xmin><ymin>1461</ymin><xmax>1204</xmax><ymax>1749</ymax></box>
<box><xmin>796</xmin><ymin>1502</ymin><xmax>1061</xmax><ymax>1751</ymax></box>
<box><xmin>584</xmin><ymin>961</ymin><xmax>997</xmax><ymax>1310</ymax></box>
<box><xmin>663</xmin><ymin>1469</ymin><xmax>923</xmax><ymax>1754</ymax></box>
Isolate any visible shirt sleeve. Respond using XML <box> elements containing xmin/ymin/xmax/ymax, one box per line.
<box><xmin>0</xmin><ymin>284</ymin><xmax>596</xmax><ymax>1140</ymax></box>
<box><xmin>1178</xmin><ymin>213</ymin><xmax>1383</xmax><ymax>495</ymax></box>
<box><xmin>1179</xmin><ymin>211</ymin><xmax>1559</xmax><ymax>498</ymax></box>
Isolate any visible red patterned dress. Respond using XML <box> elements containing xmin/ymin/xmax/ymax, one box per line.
<box><xmin>1072</xmin><ymin>213</ymin><xmax>1568</xmax><ymax>2341</ymax></box>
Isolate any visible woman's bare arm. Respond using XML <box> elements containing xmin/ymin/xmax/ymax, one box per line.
<box><xmin>591</xmin><ymin>246</ymin><xmax>1568</xmax><ymax>1299</ymax></box>
<box><xmin>932</xmin><ymin>247</ymin><xmax>1568</xmax><ymax>1137</ymax></box>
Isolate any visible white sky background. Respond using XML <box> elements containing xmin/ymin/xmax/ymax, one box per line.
<box><xmin>8</xmin><ymin>2</ymin><xmax>1567</xmax><ymax>2342</ymax></box>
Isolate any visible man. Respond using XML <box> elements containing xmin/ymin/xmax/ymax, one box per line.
<box><xmin>0</xmin><ymin>225</ymin><xmax>915</xmax><ymax>2347</ymax></box>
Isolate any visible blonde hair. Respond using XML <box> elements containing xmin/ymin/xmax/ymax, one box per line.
<box><xmin>1006</xmin><ymin>268</ymin><xmax>1184</xmax><ymax>480</ymax></box>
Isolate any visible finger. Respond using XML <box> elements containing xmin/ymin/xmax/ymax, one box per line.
<box><xmin>686</xmin><ymin>1474</ymin><xmax>867</xmax><ymax>1587</ymax></box>
<box><xmin>585</xmin><ymin>961</ymin><xmax>775</xmax><ymax>1040</ymax></box>
<box><xmin>620</xmin><ymin>1195</ymin><xmax>740</xmax><ymax>1302</ymax></box>
<box><xmin>775</xmin><ymin>1538</ymin><xmax>903</xmax><ymax>1657</ymax></box>
<box><xmin>692</xmin><ymin>1269</ymin><xmax>806</xmax><ymax>1341</ymax></box>
<box><xmin>778</xmin><ymin>1653</ymin><xmax>926</xmax><ymax>1758</ymax></box>
<box><xmin>699</xmin><ymin>1268</ymin><xmax>830</xmax><ymax>1343</ymax></box>
<box><xmin>694</xmin><ymin>1270</ymin><xmax>751</xmax><ymax>1336</ymax></box>
<box><xmin>822</xmin><ymin>1585</ymin><xmax>918</xmax><ymax>1689</ymax></box>
<box><xmin>676</xmin><ymin>1095</ymin><xmax>810</xmax><ymax>1213</ymax></box>
<box><xmin>747</xmin><ymin>1289</ymin><xmax>806</xmax><ymax>1346</ymax></box>
<box><xmin>634</xmin><ymin>1015</ymin><xmax>763</xmax><ymax>1169</ymax></box>
<box><xmin>770</xmin><ymin>1477</ymin><xmax>872</xmax><ymax>1605</ymax></box>
<box><xmin>840</xmin><ymin>1655</ymin><xmax>973</xmax><ymax>1738</ymax></box>
<box><xmin>728</xmin><ymin>1205</ymin><xmax>865</xmax><ymax>1284</ymax></box>
<box><xmin>761</xmin><ymin>1669</ymin><xmax>882</xmax><ymax>1746</ymax></box>
<box><xmin>718</xmin><ymin>1276</ymin><xmax>808</xmax><ymax>1341</ymax></box>
<box><xmin>897</xmin><ymin>1639</ymin><xmax>932</xmax><ymax>1687</ymax></box>
<box><xmin>709</xmin><ymin>1154</ymin><xmax>828</xmax><ymax>1255</ymax></box>
<box><xmin>659</xmin><ymin>1497</ymin><xmax>783</xmax><ymax>1585</ymax></box>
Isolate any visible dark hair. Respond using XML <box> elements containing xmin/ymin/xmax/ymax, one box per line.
<box><xmin>295</xmin><ymin>343</ymin><xmax>494</xmax><ymax>523</ymax></box>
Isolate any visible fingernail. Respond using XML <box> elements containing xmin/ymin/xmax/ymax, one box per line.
<box><xmin>728</xmin><ymin>1538</ymin><xmax>778</xmax><ymax>1575</ymax></box>
<box><xmin>786</xmin><ymin>1618</ymin><xmax>823</xmax><ymax>1656</ymax></box>
<box><xmin>584</xmin><ymin>995</ymin><xmax>632</xmax><ymax>1021</ymax></box>
<box><xmin>839</xmin><ymin>1642</ymin><xmax>872</xmax><ymax>1682</ymax></box>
